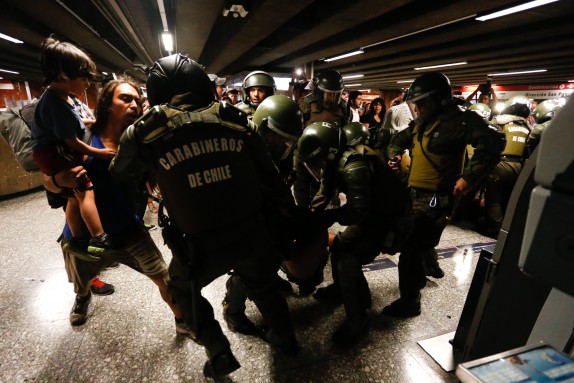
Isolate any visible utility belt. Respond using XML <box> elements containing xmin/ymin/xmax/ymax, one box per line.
<box><xmin>501</xmin><ymin>155</ymin><xmax>523</xmax><ymax>163</ymax></box>
<box><xmin>409</xmin><ymin>187</ymin><xmax>452</xmax><ymax>209</ymax></box>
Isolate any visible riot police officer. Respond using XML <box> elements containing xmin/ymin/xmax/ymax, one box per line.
<box><xmin>385</xmin><ymin>72</ymin><xmax>504</xmax><ymax>317</ymax></box>
<box><xmin>484</xmin><ymin>95</ymin><xmax>532</xmax><ymax>237</ymax></box>
<box><xmin>109</xmin><ymin>54</ymin><xmax>298</xmax><ymax>378</ymax></box>
<box><xmin>299</xmin><ymin>68</ymin><xmax>348</xmax><ymax>127</ymax></box>
<box><xmin>222</xmin><ymin>95</ymin><xmax>318</xmax><ymax>335</ymax></box>
<box><xmin>468</xmin><ymin>102</ymin><xmax>492</xmax><ymax>122</ymax></box>
<box><xmin>525</xmin><ymin>98</ymin><xmax>563</xmax><ymax>158</ymax></box>
<box><xmin>235</xmin><ymin>70</ymin><xmax>276</xmax><ymax>116</ymax></box>
<box><xmin>299</xmin><ymin>121</ymin><xmax>411</xmax><ymax>346</ymax></box>
<box><xmin>294</xmin><ymin>69</ymin><xmax>349</xmax><ymax>208</ymax></box>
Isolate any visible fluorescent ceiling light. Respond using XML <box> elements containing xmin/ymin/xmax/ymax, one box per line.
<box><xmin>488</xmin><ymin>69</ymin><xmax>547</xmax><ymax>76</ymax></box>
<box><xmin>397</xmin><ymin>80</ymin><xmax>414</xmax><ymax>83</ymax></box>
<box><xmin>345</xmin><ymin>83</ymin><xmax>362</xmax><ymax>87</ymax></box>
<box><xmin>358</xmin><ymin>89</ymin><xmax>371</xmax><ymax>92</ymax></box>
<box><xmin>0</xmin><ymin>68</ymin><xmax>19</xmax><ymax>74</ymax></box>
<box><xmin>415</xmin><ymin>61</ymin><xmax>467</xmax><ymax>70</ymax></box>
<box><xmin>0</xmin><ymin>33</ymin><xmax>23</xmax><ymax>44</ymax></box>
<box><xmin>568</xmin><ymin>80</ymin><xmax>574</xmax><ymax>83</ymax></box>
<box><xmin>476</xmin><ymin>0</ymin><xmax>559</xmax><ymax>21</ymax></box>
<box><xmin>324</xmin><ymin>50</ymin><xmax>364</xmax><ymax>62</ymax></box>
<box><xmin>162</xmin><ymin>32</ymin><xmax>173</xmax><ymax>52</ymax></box>
<box><xmin>342</xmin><ymin>74</ymin><xmax>364</xmax><ymax>79</ymax></box>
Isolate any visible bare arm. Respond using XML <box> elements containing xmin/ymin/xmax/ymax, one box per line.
<box><xmin>64</xmin><ymin>137</ymin><xmax>116</xmax><ymax>159</ymax></box>
<box><xmin>465</xmin><ymin>87</ymin><xmax>479</xmax><ymax>102</ymax></box>
<box><xmin>43</xmin><ymin>166</ymin><xmax>89</xmax><ymax>193</ymax></box>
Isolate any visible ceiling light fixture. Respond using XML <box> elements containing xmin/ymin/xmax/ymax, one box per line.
<box><xmin>345</xmin><ymin>83</ymin><xmax>362</xmax><ymax>87</ymax></box>
<box><xmin>222</xmin><ymin>0</ymin><xmax>249</xmax><ymax>17</ymax></box>
<box><xmin>359</xmin><ymin>89</ymin><xmax>371</xmax><ymax>92</ymax></box>
<box><xmin>568</xmin><ymin>80</ymin><xmax>574</xmax><ymax>83</ymax></box>
<box><xmin>476</xmin><ymin>0</ymin><xmax>559</xmax><ymax>22</ymax></box>
<box><xmin>397</xmin><ymin>80</ymin><xmax>414</xmax><ymax>83</ymax></box>
<box><xmin>415</xmin><ymin>61</ymin><xmax>467</xmax><ymax>70</ymax></box>
<box><xmin>0</xmin><ymin>32</ymin><xmax>23</xmax><ymax>44</ymax></box>
<box><xmin>362</xmin><ymin>14</ymin><xmax>476</xmax><ymax>50</ymax></box>
<box><xmin>162</xmin><ymin>32</ymin><xmax>173</xmax><ymax>53</ymax></box>
<box><xmin>342</xmin><ymin>74</ymin><xmax>364</xmax><ymax>79</ymax></box>
<box><xmin>0</xmin><ymin>68</ymin><xmax>19</xmax><ymax>74</ymax></box>
<box><xmin>488</xmin><ymin>69</ymin><xmax>547</xmax><ymax>76</ymax></box>
<box><xmin>324</xmin><ymin>50</ymin><xmax>364</xmax><ymax>62</ymax></box>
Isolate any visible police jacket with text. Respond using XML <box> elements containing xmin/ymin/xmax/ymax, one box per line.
<box><xmin>109</xmin><ymin>101</ymin><xmax>293</xmax><ymax>235</ymax></box>
<box><xmin>387</xmin><ymin>103</ymin><xmax>504</xmax><ymax>193</ymax></box>
<box><xmin>490</xmin><ymin>114</ymin><xmax>531</xmax><ymax>159</ymax></box>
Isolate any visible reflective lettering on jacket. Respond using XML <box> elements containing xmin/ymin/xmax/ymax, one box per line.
<box><xmin>500</xmin><ymin>121</ymin><xmax>530</xmax><ymax>157</ymax></box>
<box><xmin>158</xmin><ymin>137</ymin><xmax>244</xmax><ymax>170</ymax></box>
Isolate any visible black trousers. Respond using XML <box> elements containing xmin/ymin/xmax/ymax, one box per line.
<box><xmin>166</xmin><ymin>216</ymin><xmax>295</xmax><ymax>358</ymax></box>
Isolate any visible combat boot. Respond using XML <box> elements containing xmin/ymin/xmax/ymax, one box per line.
<box><xmin>222</xmin><ymin>301</ymin><xmax>259</xmax><ymax>335</ymax></box>
<box><xmin>332</xmin><ymin>316</ymin><xmax>369</xmax><ymax>347</ymax></box>
<box><xmin>313</xmin><ymin>283</ymin><xmax>342</xmax><ymax>303</ymax></box>
<box><xmin>203</xmin><ymin>348</ymin><xmax>240</xmax><ymax>378</ymax></box>
<box><xmin>260</xmin><ymin>327</ymin><xmax>300</xmax><ymax>356</ymax></box>
<box><xmin>382</xmin><ymin>294</ymin><xmax>421</xmax><ymax>318</ymax></box>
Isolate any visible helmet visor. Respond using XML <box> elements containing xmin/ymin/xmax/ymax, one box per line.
<box><xmin>258</xmin><ymin>120</ymin><xmax>298</xmax><ymax>162</ymax></box>
<box><xmin>322</xmin><ymin>91</ymin><xmax>341</xmax><ymax>109</ymax></box>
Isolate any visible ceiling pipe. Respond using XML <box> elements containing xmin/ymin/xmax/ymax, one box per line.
<box><xmin>91</xmin><ymin>0</ymin><xmax>155</xmax><ymax>65</ymax></box>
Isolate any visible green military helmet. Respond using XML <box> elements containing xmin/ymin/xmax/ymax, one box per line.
<box><xmin>533</xmin><ymin>99</ymin><xmax>562</xmax><ymax>124</ymax></box>
<box><xmin>242</xmin><ymin>71</ymin><xmax>276</xmax><ymax>106</ymax></box>
<box><xmin>313</xmin><ymin>69</ymin><xmax>344</xmax><ymax>93</ymax></box>
<box><xmin>147</xmin><ymin>53</ymin><xmax>216</xmax><ymax>107</ymax></box>
<box><xmin>468</xmin><ymin>102</ymin><xmax>492</xmax><ymax>121</ymax></box>
<box><xmin>501</xmin><ymin>95</ymin><xmax>531</xmax><ymax>118</ymax></box>
<box><xmin>297</xmin><ymin>121</ymin><xmax>346</xmax><ymax>182</ymax></box>
<box><xmin>252</xmin><ymin>95</ymin><xmax>304</xmax><ymax>161</ymax></box>
<box><xmin>406</xmin><ymin>72</ymin><xmax>452</xmax><ymax>107</ymax></box>
<box><xmin>342</xmin><ymin>122</ymin><xmax>370</xmax><ymax>146</ymax></box>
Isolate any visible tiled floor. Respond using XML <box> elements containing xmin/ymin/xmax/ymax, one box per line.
<box><xmin>0</xmin><ymin>190</ymin><xmax>495</xmax><ymax>382</ymax></box>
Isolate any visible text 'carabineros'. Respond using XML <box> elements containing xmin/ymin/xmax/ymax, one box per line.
<box><xmin>158</xmin><ymin>137</ymin><xmax>244</xmax><ymax>170</ymax></box>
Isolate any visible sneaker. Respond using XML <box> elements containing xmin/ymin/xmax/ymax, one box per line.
<box><xmin>313</xmin><ymin>283</ymin><xmax>342</xmax><ymax>303</ymax></box>
<box><xmin>203</xmin><ymin>348</ymin><xmax>240</xmax><ymax>378</ymax></box>
<box><xmin>382</xmin><ymin>295</ymin><xmax>421</xmax><ymax>318</ymax></box>
<box><xmin>70</xmin><ymin>294</ymin><xmax>91</xmax><ymax>326</ymax></box>
<box><xmin>144</xmin><ymin>223</ymin><xmax>157</xmax><ymax>231</ymax></box>
<box><xmin>223</xmin><ymin>310</ymin><xmax>259</xmax><ymax>335</ymax></box>
<box><xmin>175</xmin><ymin>317</ymin><xmax>197</xmax><ymax>339</ymax></box>
<box><xmin>90</xmin><ymin>277</ymin><xmax>115</xmax><ymax>296</ymax></box>
<box><xmin>332</xmin><ymin>317</ymin><xmax>369</xmax><ymax>347</ymax></box>
<box><xmin>87</xmin><ymin>233</ymin><xmax>114</xmax><ymax>254</ymax></box>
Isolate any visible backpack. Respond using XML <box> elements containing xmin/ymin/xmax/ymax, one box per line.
<box><xmin>0</xmin><ymin>100</ymin><xmax>39</xmax><ymax>172</ymax></box>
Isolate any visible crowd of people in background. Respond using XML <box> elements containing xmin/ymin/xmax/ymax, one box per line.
<box><xmin>2</xmin><ymin>34</ymin><xmax>566</xmax><ymax>378</ymax></box>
